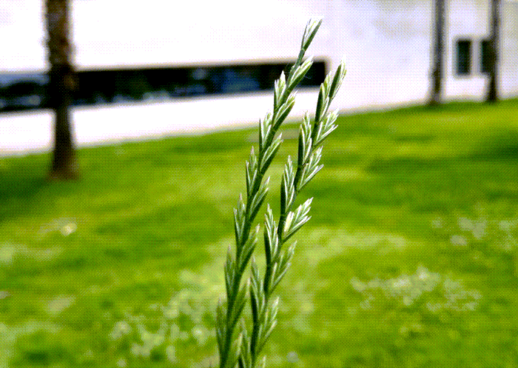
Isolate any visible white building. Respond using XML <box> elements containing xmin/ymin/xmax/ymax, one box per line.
<box><xmin>1</xmin><ymin>0</ymin><xmax>517</xmax><ymax>154</ymax></box>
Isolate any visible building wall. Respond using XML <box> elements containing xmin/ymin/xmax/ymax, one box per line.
<box><xmin>501</xmin><ymin>1</ymin><xmax>518</xmax><ymax>96</ymax></box>
<box><xmin>1</xmin><ymin>0</ymin><xmax>517</xmax><ymax>154</ymax></box>
<box><xmin>332</xmin><ymin>0</ymin><xmax>518</xmax><ymax>107</ymax></box>
<box><xmin>1</xmin><ymin>0</ymin><xmax>517</xmax><ymax>104</ymax></box>
<box><xmin>446</xmin><ymin>0</ymin><xmax>488</xmax><ymax>99</ymax></box>
<box><xmin>330</xmin><ymin>0</ymin><xmax>433</xmax><ymax>109</ymax></box>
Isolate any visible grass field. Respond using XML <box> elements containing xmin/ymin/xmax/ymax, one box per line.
<box><xmin>1</xmin><ymin>99</ymin><xmax>518</xmax><ymax>367</ymax></box>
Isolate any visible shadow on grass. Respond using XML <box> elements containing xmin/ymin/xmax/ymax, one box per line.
<box><xmin>469</xmin><ymin>129</ymin><xmax>518</xmax><ymax>160</ymax></box>
<box><xmin>0</xmin><ymin>155</ymin><xmax>53</xmax><ymax>222</ymax></box>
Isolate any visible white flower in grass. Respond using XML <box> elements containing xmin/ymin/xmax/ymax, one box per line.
<box><xmin>471</xmin><ymin>220</ymin><xmax>487</xmax><ymax>240</ymax></box>
<box><xmin>60</xmin><ymin>222</ymin><xmax>77</xmax><ymax>236</ymax></box>
<box><xmin>450</xmin><ymin>235</ymin><xmax>467</xmax><ymax>246</ymax></box>
<box><xmin>287</xmin><ymin>351</ymin><xmax>299</xmax><ymax>363</ymax></box>
<box><xmin>166</xmin><ymin>345</ymin><xmax>176</xmax><ymax>363</ymax></box>
<box><xmin>458</xmin><ymin>217</ymin><xmax>474</xmax><ymax>231</ymax></box>
<box><xmin>432</xmin><ymin>217</ymin><xmax>443</xmax><ymax>229</ymax></box>
<box><xmin>131</xmin><ymin>343</ymin><xmax>149</xmax><ymax>357</ymax></box>
<box><xmin>499</xmin><ymin>220</ymin><xmax>515</xmax><ymax>232</ymax></box>
<box><xmin>192</xmin><ymin>326</ymin><xmax>208</xmax><ymax>345</ymax></box>
<box><xmin>110</xmin><ymin>321</ymin><xmax>132</xmax><ymax>340</ymax></box>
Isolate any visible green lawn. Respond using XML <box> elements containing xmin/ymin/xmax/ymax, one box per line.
<box><xmin>1</xmin><ymin>99</ymin><xmax>518</xmax><ymax>367</ymax></box>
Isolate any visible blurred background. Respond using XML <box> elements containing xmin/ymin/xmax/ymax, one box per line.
<box><xmin>1</xmin><ymin>0</ymin><xmax>517</xmax><ymax>153</ymax></box>
<box><xmin>1</xmin><ymin>1</ymin><xmax>518</xmax><ymax>367</ymax></box>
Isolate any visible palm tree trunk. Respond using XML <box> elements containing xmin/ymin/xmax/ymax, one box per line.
<box><xmin>486</xmin><ymin>0</ymin><xmax>501</xmax><ymax>103</ymax></box>
<box><xmin>46</xmin><ymin>0</ymin><xmax>79</xmax><ymax>179</ymax></box>
<box><xmin>429</xmin><ymin>0</ymin><xmax>446</xmax><ymax>106</ymax></box>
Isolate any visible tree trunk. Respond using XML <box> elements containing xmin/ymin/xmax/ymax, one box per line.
<box><xmin>429</xmin><ymin>0</ymin><xmax>446</xmax><ymax>106</ymax></box>
<box><xmin>486</xmin><ymin>0</ymin><xmax>501</xmax><ymax>103</ymax></box>
<box><xmin>46</xmin><ymin>0</ymin><xmax>79</xmax><ymax>180</ymax></box>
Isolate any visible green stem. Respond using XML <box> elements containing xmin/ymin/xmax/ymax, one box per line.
<box><xmin>219</xmin><ymin>19</ymin><xmax>328</xmax><ymax>368</ymax></box>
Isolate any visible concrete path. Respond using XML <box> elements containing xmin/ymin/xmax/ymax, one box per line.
<box><xmin>0</xmin><ymin>91</ymin><xmax>320</xmax><ymax>156</ymax></box>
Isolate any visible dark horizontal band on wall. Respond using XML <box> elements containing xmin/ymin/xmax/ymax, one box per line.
<box><xmin>0</xmin><ymin>61</ymin><xmax>326</xmax><ymax>114</ymax></box>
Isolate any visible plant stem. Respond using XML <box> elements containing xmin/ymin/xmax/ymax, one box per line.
<box><xmin>217</xmin><ymin>18</ymin><xmax>348</xmax><ymax>368</ymax></box>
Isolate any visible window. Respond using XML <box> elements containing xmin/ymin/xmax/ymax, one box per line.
<box><xmin>456</xmin><ymin>39</ymin><xmax>472</xmax><ymax>76</ymax></box>
<box><xmin>480</xmin><ymin>39</ymin><xmax>491</xmax><ymax>74</ymax></box>
<box><xmin>0</xmin><ymin>61</ymin><xmax>327</xmax><ymax>113</ymax></box>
